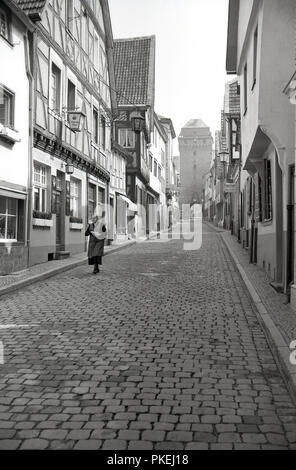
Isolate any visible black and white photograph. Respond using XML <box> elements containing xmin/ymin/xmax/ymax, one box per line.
<box><xmin>0</xmin><ymin>0</ymin><xmax>296</xmax><ymax>458</ymax></box>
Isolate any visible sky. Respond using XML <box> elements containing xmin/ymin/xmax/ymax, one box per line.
<box><xmin>108</xmin><ymin>0</ymin><xmax>230</xmax><ymax>154</ymax></box>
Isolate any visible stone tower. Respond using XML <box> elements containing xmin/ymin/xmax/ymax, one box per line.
<box><xmin>178</xmin><ymin>119</ymin><xmax>213</xmax><ymax>207</ymax></box>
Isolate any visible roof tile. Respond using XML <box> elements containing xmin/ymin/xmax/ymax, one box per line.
<box><xmin>114</xmin><ymin>36</ymin><xmax>155</xmax><ymax>106</ymax></box>
<box><xmin>13</xmin><ymin>0</ymin><xmax>46</xmax><ymax>17</ymax></box>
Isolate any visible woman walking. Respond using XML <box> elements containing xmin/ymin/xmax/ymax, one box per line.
<box><xmin>85</xmin><ymin>212</ymin><xmax>107</xmax><ymax>274</ymax></box>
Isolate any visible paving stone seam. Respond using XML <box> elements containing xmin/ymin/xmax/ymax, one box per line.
<box><xmin>217</xmin><ymin>229</ymin><xmax>296</xmax><ymax>404</ymax></box>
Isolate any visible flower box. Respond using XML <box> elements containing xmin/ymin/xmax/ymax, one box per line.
<box><xmin>69</xmin><ymin>222</ymin><xmax>83</xmax><ymax>230</ymax></box>
<box><xmin>32</xmin><ymin>218</ymin><xmax>53</xmax><ymax>227</ymax></box>
<box><xmin>0</xmin><ymin>124</ymin><xmax>20</xmax><ymax>144</ymax></box>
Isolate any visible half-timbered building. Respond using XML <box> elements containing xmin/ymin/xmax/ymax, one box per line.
<box><xmin>114</xmin><ymin>35</ymin><xmax>155</xmax><ymax>238</ymax></box>
<box><xmin>16</xmin><ymin>0</ymin><xmax>118</xmax><ymax>265</ymax></box>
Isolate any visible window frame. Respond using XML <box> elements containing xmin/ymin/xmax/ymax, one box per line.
<box><xmin>50</xmin><ymin>62</ymin><xmax>62</xmax><ymax>115</ymax></box>
<box><xmin>100</xmin><ymin>114</ymin><xmax>106</xmax><ymax>150</ymax></box>
<box><xmin>33</xmin><ymin>164</ymin><xmax>48</xmax><ymax>213</ymax></box>
<box><xmin>88</xmin><ymin>183</ymin><xmax>96</xmax><ymax>219</ymax></box>
<box><xmin>67</xmin><ymin>78</ymin><xmax>76</xmax><ymax>111</ymax></box>
<box><xmin>0</xmin><ymin>84</ymin><xmax>15</xmax><ymax>129</ymax></box>
<box><xmin>70</xmin><ymin>177</ymin><xmax>81</xmax><ymax>218</ymax></box>
<box><xmin>0</xmin><ymin>196</ymin><xmax>18</xmax><ymax>242</ymax></box>
<box><xmin>93</xmin><ymin>106</ymin><xmax>99</xmax><ymax>144</ymax></box>
<box><xmin>118</xmin><ymin>128</ymin><xmax>135</xmax><ymax>148</ymax></box>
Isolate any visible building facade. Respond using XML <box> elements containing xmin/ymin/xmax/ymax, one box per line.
<box><xmin>16</xmin><ymin>0</ymin><xmax>118</xmax><ymax>266</ymax></box>
<box><xmin>158</xmin><ymin>116</ymin><xmax>179</xmax><ymax>228</ymax></box>
<box><xmin>113</xmin><ymin>35</ymin><xmax>155</xmax><ymax>238</ymax></box>
<box><xmin>178</xmin><ymin>119</ymin><xmax>213</xmax><ymax>216</ymax></box>
<box><xmin>226</xmin><ymin>0</ymin><xmax>295</xmax><ymax>296</ymax></box>
<box><xmin>0</xmin><ymin>0</ymin><xmax>33</xmax><ymax>274</ymax></box>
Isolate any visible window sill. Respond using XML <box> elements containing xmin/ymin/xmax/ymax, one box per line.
<box><xmin>0</xmin><ymin>125</ymin><xmax>20</xmax><ymax>144</ymax></box>
<box><xmin>32</xmin><ymin>218</ymin><xmax>53</xmax><ymax>227</ymax></box>
<box><xmin>69</xmin><ymin>222</ymin><xmax>83</xmax><ymax>230</ymax></box>
<box><xmin>0</xmin><ymin>239</ymin><xmax>18</xmax><ymax>244</ymax></box>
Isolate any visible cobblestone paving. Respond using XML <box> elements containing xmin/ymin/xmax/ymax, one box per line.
<box><xmin>221</xmin><ymin>230</ymin><xmax>296</xmax><ymax>345</ymax></box>
<box><xmin>0</xmin><ymin>224</ymin><xmax>295</xmax><ymax>450</ymax></box>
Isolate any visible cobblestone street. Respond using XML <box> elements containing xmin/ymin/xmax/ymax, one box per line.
<box><xmin>0</xmin><ymin>224</ymin><xmax>295</xmax><ymax>450</ymax></box>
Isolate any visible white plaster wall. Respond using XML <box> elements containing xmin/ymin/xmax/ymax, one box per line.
<box><xmin>0</xmin><ymin>16</ymin><xmax>29</xmax><ymax>188</ymax></box>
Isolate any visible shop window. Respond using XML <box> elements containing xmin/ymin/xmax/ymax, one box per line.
<box><xmin>33</xmin><ymin>164</ymin><xmax>48</xmax><ymax>212</ymax></box>
<box><xmin>0</xmin><ymin>196</ymin><xmax>17</xmax><ymax>241</ymax></box>
<box><xmin>0</xmin><ymin>85</ymin><xmax>14</xmax><ymax>128</ymax></box>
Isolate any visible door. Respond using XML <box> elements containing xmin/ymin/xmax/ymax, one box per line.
<box><xmin>287</xmin><ymin>165</ymin><xmax>295</xmax><ymax>290</ymax></box>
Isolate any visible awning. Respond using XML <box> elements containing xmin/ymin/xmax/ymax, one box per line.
<box><xmin>118</xmin><ymin>194</ymin><xmax>138</xmax><ymax>212</ymax></box>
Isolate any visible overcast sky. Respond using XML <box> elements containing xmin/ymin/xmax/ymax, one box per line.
<box><xmin>108</xmin><ymin>0</ymin><xmax>229</xmax><ymax>154</ymax></box>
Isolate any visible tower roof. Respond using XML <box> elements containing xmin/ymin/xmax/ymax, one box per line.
<box><xmin>183</xmin><ymin>119</ymin><xmax>209</xmax><ymax>129</ymax></box>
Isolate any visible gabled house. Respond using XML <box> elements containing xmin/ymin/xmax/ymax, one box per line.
<box><xmin>226</xmin><ymin>0</ymin><xmax>295</xmax><ymax>295</ymax></box>
<box><xmin>16</xmin><ymin>0</ymin><xmax>118</xmax><ymax>265</ymax></box>
<box><xmin>114</xmin><ymin>35</ymin><xmax>155</xmax><ymax>238</ymax></box>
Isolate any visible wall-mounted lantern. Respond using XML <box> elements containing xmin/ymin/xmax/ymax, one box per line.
<box><xmin>65</xmin><ymin>163</ymin><xmax>74</xmax><ymax>174</ymax></box>
<box><xmin>67</xmin><ymin>111</ymin><xmax>86</xmax><ymax>132</ymax></box>
<box><xmin>131</xmin><ymin>116</ymin><xmax>145</xmax><ymax>133</ymax></box>
<box><xmin>130</xmin><ymin>111</ymin><xmax>145</xmax><ymax>133</ymax></box>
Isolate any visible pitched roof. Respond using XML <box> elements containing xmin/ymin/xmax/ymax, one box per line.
<box><xmin>113</xmin><ymin>36</ymin><xmax>155</xmax><ymax>106</ymax></box>
<box><xmin>13</xmin><ymin>0</ymin><xmax>46</xmax><ymax>19</ymax></box>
